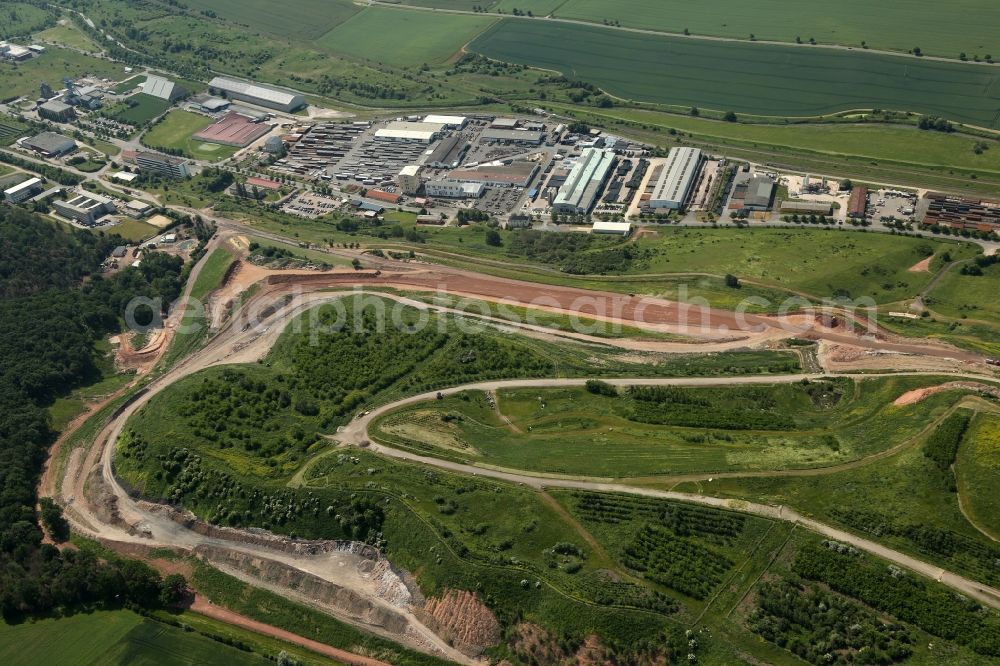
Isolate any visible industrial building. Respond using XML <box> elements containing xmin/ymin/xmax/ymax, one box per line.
<box><xmin>648</xmin><ymin>147</ymin><xmax>703</xmax><ymax>210</ymax></box>
<box><xmin>480</xmin><ymin>129</ymin><xmax>543</xmax><ymax>145</ymax></box>
<box><xmin>53</xmin><ymin>190</ymin><xmax>116</xmax><ymax>225</ymax></box>
<box><xmin>22</xmin><ymin>131</ymin><xmax>76</xmax><ymax>157</ymax></box>
<box><xmin>193</xmin><ymin>111</ymin><xmax>270</xmax><ymax>147</ymax></box>
<box><xmin>491</xmin><ymin>118</ymin><xmax>518</xmax><ymax>129</ymax></box>
<box><xmin>135</xmin><ymin>151</ymin><xmax>191</xmax><ymax>179</ymax></box>
<box><xmin>921</xmin><ymin>192</ymin><xmax>1000</xmax><ymax>230</ymax></box>
<box><xmin>448</xmin><ymin>161</ymin><xmax>539</xmax><ymax>189</ymax></box>
<box><xmin>848</xmin><ymin>186</ymin><xmax>869</xmax><ymax>219</ymax></box>
<box><xmin>366</xmin><ymin>189</ymin><xmax>402</xmax><ymax>204</ymax></box>
<box><xmin>140</xmin><ymin>75</ymin><xmax>186</xmax><ymax>101</ymax></box>
<box><xmin>779</xmin><ymin>200</ymin><xmax>833</xmax><ymax>216</ymax></box>
<box><xmin>0</xmin><ymin>42</ymin><xmax>33</xmax><ymax>61</ymax></box>
<box><xmin>263</xmin><ymin>136</ymin><xmax>285</xmax><ymax>155</ymax></box>
<box><xmin>397</xmin><ymin>165</ymin><xmax>422</xmax><ymax>195</ymax></box>
<box><xmin>189</xmin><ymin>95</ymin><xmax>231</xmax><ymax>114</ymax></box>
<box><xmin>552</xmin><ymin>148</ymin><xmax>616</xmax><ymax>214</ymax></box>
<box><xmin>592</xmin><ymin>221</ymin><xmax>632</xmax><ymax>235</ymax></box>
<box><xmin>3</xmin><ymin>177</ymin><xmax>43</xmax><ymax>203</ymax></box>
<box><xmin>425</xmin><ymin>180</ymin><xmax>485</xmax><ymax>199</ymax></box>
<box><xmin>207</xmin><ymin>76</ymin><xmax>306</xmax><ymax>112</ymax></box>
<box><xmin>423</xmin><ymin>114</ymin><xmax>467</xmax><ymax>129</ymax></box>
<box><xmin>38</xmin><ymin>100</ymin><xmax>76</xmax><ymax>123</ymax></box>
<box><xmin>374</xmin><ymin>121</ymin><xmax>445</xmax><ymax>143</ymax></box>
<box><xmin>729</xmin><ymin>172</ymin><xmax>775</xmax><ymax>212</ymax></box>
<box><xmin>424</xmin><ymin>136</ymin><xmax>468</xmax><ymax>168</ymax></box>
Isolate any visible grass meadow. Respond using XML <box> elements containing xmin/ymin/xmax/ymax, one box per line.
<box><xmin>370</xmin><ymin>376</ymin><xmax>966</xmax><ymax>477</ymax></box>
<box><xmin>0</xmin><ymin>46</ymin><xmax>125</xmax><ymax>99</ymax></box>
<box><xmin>183</xmin><ymin>0</ymin><xmax>360</xmax><ymax>40</ymax></box>
<box><xmin>35</xmin><ymin>21</ymin><xmax>99</xmax><ymax>52</ymax></box>
<box><xmin>956</xmin><ymin>412</ymin><xmax>1000</xmax><ymax>539</ymax></box>
<box><xmin>105</xmin><ymin>94</ymin><xmax>172</xmax><ymax>126</ymax></box>
<box><xmin>470</xmin><ymin>20</ymin><xmax>1000</xmax><ymax>127</ymax></box>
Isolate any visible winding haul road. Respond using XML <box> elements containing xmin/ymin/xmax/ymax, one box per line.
<box><xmin>50</xmin><ymin>238</ymin><xmax>1000</xmax><ymax>663</ymax></box>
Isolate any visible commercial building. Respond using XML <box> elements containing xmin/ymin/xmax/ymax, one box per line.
<box><xmin>189</xmin><ymin>95</ymin><xmax>231</xmax><ymax>113</ymax></box>
<box><xmin>246</xmin><ymin>176</ymin><xmax>282</xmax><ymax>191</ymax></box>
<box><xmin>374</xmin><ymin>121</ymin><xmax>445</xmax><ymax>143</ymax></box>
<box><xmin>491</xmin><ymin>118</ymin><xmax>518</xmax><ymax>129</ymax></box>
<box><xmin>397</xmin><ymin>165</ymin><xmax>422</xmax><ymax>195</ymax></box>
<box><xmin>424</xmin><ymin>136</ymin><xmax>468</xmax><ymax>168</ymax></box>
<box><xmin>3</xmin><ymin>177</ymin><xmax>43</xmax><ymax>203</ymax></box>
<box><xmin>140</xmin><ymin>74</ymin><xmax>186</xmax><ymax>101</ymax></box>
<box><xmin>38</xmin><ymin>100</ymin><xmax>76</xmax><ymax>123</ymax></box>
<box><xmin>848</xmin><ymin>186</ymin><xmax>869</xmax><ymax>219</ymax></box>
<box><xmin>779</xmin><ymin>200</ymin><xmax>833</xmax><ymax>216</ymax></box>
<box><xmin>648</xmin><ymin>147</ymin><xmax>703</xmax><ymax>210</ymax></box>
<box><xmin>447</xmin><ymin>161</ymin><xmax>538</xmax><ymax>189</ymax></box>
<box><xmin>110</xmin><ymin>171</ymin><xmax>138</xmax><ymax>183</ymax></box>
<box><xmin>366</xmin><ymin>189</ymin><xmax>402</xmax><ymax>204</ymax></box>
<box><xmin>207</xmin><ymin>76</ymin><xmax>306</xmax><ymax>112</ymax></box>
<box><xmin>135</xmin><ymin>151</ymin><xmax>191</xmax><ymax>179</ymax></box>
<box><xmin>423</xmin><ymin>114</ymin><xmax>467</xmax><ymax>129</ymax></box>
<box><xmin>592</xmin><ymin>221</ymin><xmax>632</xmax><ymax>235</ymax></box>
<box><xmin>22</xmin><ymin>131</ymin><xmax>76</xmax><ymax>157</ymax></box>
<box><xmin>552</xmin><ymin>148</ymin><xmax>616</xmax><ymax>214</ymax></box>
<box><xmin>425</xmin><ymin>180</ymin><xmax>485</xmax><ymax>199</ymax></box>
<box><xmin>53</xmin><ymin>190</ymin><xmax>116</xmax><ymax>225</ymax></box>
<box><xmin>480</xmin><ymin>129</ymin><xmax>543</xmax><ymax>145</ymax></box>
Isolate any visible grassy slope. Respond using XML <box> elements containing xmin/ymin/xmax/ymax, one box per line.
<box><xmin>956</xmin><ymin>412</ymin><xmax>1000</xmax><ymax>539</ymax></box>
<box><xmin>926</xmin><ymin>260</ymin><xmax>1000</xmax><ymax>325</ymax></box>
<box><xmin>35</xmin><ymin>21</ymin><xmax>99</xmax><ymax>52</ymax></box>
<box><xmin>470</xmin><ymin>20</ymin><xmax>1000</xmax><ymax>127</ymax></box>
<box><xmin>0</xmin><ymin>611</ymin><xmax>274</xmax><ymax>666</ymax></box>
<box><xmin>315</xmin><ymin>6</ymin><xmax>497</xmax><ymax>66</ymax></box>
<box><xmin>0</xmin><ymin>46</ymin><xmax>125</xmax><ymax>99</ymax></box>
<box><xmin>371</xmin><ymin>377</ymin><xmax>966</xmax><ymax>477</ymax></box>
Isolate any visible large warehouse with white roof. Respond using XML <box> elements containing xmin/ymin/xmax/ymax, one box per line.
<box><xmin>552</xmin><ymin>148</ymin><xmax>616</xmax><ymax>214</ymax></box>
<box><xmin>649</xmin><ymin>147</ymin><xmax>703</xmax><ymax>210</ymax></box>
<box><xmin>374</xmin><ymin>121</ymin><xmax>445</xmax><ymax>143</ymax></box>
<box><xmin>208</xmin><ymin>76</ymin><xmax>306</xmax><ymax>112</ymax></box>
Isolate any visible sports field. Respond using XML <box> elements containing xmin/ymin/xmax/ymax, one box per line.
<box><xmin>371</xmin><ymin>377</ymin><xmax>961</xmax><ymax>477</ymax></box>
<box><xmin>547</xmin><ymin>105</ymin><xmax>1000</xmax><ymax>175</ymax></box>
<box><xmin>0</xmin><ymin>611</ymin><xmax>271</xmax><ymax>665</ymax></box>
<box><xmin>183</xmin><ymin>0</ymin><xmax>360</xmax><ymax>40</ymax></box>
<box><xmin>470</xmin><ymin>20</ymin><xmax>1000</xmax><ymax>127</ymax></box>
<box><xmin>142</xmin><ymin>110</ymin><xmax>239</xmax><ymax>161</ymax></box>
<box><xmin>316</xmin><ymin>6</ymin><xmax>497</xmax><ymax>66</ymax></box>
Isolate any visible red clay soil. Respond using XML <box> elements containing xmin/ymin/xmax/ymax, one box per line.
<box><xmin>189</xmin><ymin>595</ymin><xmax>392</xmax><ymax>666</ymax></box>
<box><xmin>422</xmin><ymin>589</ymin><xmax>500</xmax><ymax>650</ymax></box>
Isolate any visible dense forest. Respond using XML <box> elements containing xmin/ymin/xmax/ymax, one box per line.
<box><xmin>0</xmin><ymin>207</ymin><xmax>187</xmax><ymax>620</ymax></box>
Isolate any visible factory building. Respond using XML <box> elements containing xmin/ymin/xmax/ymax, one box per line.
<box><xmin>423</xmin><ymin>114</ymin><xmax>468</xmax><ymax>129</ymax></box>
<box><xmin>447</xmin><ymin>161</ymin><xmax>539</xmax><ymax>189</ymax></box>
<box><xmin>592</xmin><ymin>221</ymin><xmax>632</xmax><ymax>235</ymax></box>
<box><xmin>424</xmin><ymin>136</ymin><xmax>469</xmax><ymax>168</ymax></box>
<box><xmin>374</xmin><ymin>121</ymin><xmax>445</xmax><ymax>143</ymax></box>
<box><xmin>21</xmin><ymin>131</ymin><xmax>76</xmax><ymax>157</ymax></box>
<box><xmin>53</xmin><ymin>190</ymin><xmax>116</xmax><ymax>225</ymax></box>
<box><xmin>848</xmin><ymin>186</ymin><xmax>869</xmax><ymax>219</ymax></box>
<box><xmin>425</xmin><ymin>180</ymin><xmax>485</xmax><ymax>199</ymax></box>
<box><xmin>38</xmin><ymin>100</ymin><xmax>76</xmax><ymax>123</ymax></box>
<box><xmin>480</xmin><ymin>129</ymin><xmax>543</xmax><ymax>145</ymax></box>
<box><xmin>207</xmin><ymin>76</ymin><xmax>306</xmax><ymax>112</ymax></box>
<box><xmin>779</xmin><ymin>200</ymin><xmax>833</xmax><ymax>216</ymax></box>
<box><xmin>649</xmin><ymin>147</ymin><xmax>703</xmax><ymax>210</ymax></box>
<box><xmin>729</xmin><ymin>172</ymin><xmax>775</xmax><ymax>212</ymax></box>
<box><xmin>3</xmin><ymin>177</ymin><xmax>43</xmax><ymax>203</ymax></box>
<box><xmin>552</xmin><ymin>148</ymin><xmax>616</xmax><ymax>214</ymax></box>
<box><xmin>397</xmin><ymin>165</ymin><xmax>422</xmax><ymax>195</ymax></box>
<box><xmin>140</xmin><ymin>74</ymin><xmax>186</xmax><ymax>101</ymax></box>
<box><xmin>189</xmin><ymin>95</ymin><xmax>231</xmax><ymax>114</ymax></box>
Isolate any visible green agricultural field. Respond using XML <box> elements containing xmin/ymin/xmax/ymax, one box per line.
<box><xmin>142</xmin><ymin>110</ymin><xmax>238</xmax><ymax>160</ymax></box>
<box><xmin>0</xmin><ymin>611</ymin><xmax>272</xmax><ymax>666</ymax></box>
<box><xmin>550</xmin><ymin>105</ymin><xmax>1000</xmax><ymax>175</ymax></box>
<box><xmin>956</xmin><ymin>413</ymin><xmax>1000</xmax><ymax>539</ymax></box>
<box><xmin>35</xmin><ymin>20</ymin><xmax>99</xmax><ymax>52</ymax></box>
<box><xmin>470</xmin><ymin>20</ymin><xmax>1000</xmax><ymax>127</ymax></box>
<box><xmin>184</xmin><ymin>0</ymin><xmax>360</xmax><ymax>40</ymax></box>
<box><xmin>0</xmin><ymin>46</ymin><xmax>126</xmax><ymax>100</ymax></box>
<box><xmin>371</xmin><ymin>376</ymin><xmax>967</xmax><ymax>477</ymax></box>
<box><xmin>316</xmin><ymin>6</ymin><xmax>497</xmax><ymax>66</ymax></box>
<box><xmin>554</xmin><ymin>0</ymin><xmax>1000</xmax><ymax>59</ymax></box>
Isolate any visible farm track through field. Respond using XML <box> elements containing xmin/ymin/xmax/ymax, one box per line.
<box><xmin>45</xmin><ymin>225</ymin><xmax>1000</xmax><ymax>661</ymax></box>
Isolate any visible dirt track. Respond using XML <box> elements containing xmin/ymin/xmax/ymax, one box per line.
<box><xmin>45</xmin><ymin>234</ymin><xmax>1000</xmax><ymax>662</ymax></box>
